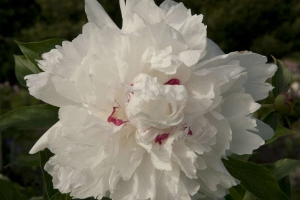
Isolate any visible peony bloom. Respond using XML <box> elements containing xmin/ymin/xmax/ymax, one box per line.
<box><xmin>26</xmin><ymin>0</ymin><xmax>277</xmax><ymax>199</ymax></box>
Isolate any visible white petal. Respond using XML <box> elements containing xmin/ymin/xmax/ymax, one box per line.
<box><xmin>132</xmin><ymin>0</ymin><xmax>164</xmax><ymax>24</ymax></box>
<box><xmin>150</xmin><ymin>142</ymin><xmax>172</xmax><ymax>170</ymax></box>
<box><xmin>252</xmin><ymin>118</ymin><xmax>274</xmax><ymax>141</ymax></box>
<box><xmin>172</xmin><ymin>141</ymin><xmax>197</xmax><ymax>178</ymax></box>
<box><xmin>221</xmin><ymin>93</ymin><xmax>260</xmax><ymax>119</ymax></box>
<box><xmin>179</xmin><ymin>14</ymin><xmax>207</xmax><ymax>51</ymax></box>
<box><xmin>135</xmin><ymin>155</ymin><xmax>157</xmax><ymax>199</ymax></box>
<box><xmin>226</xmin><ymin>115</ymin><xmax>265</xmax><ymax>155</ymax></box>
<box><xmin>29</xmin><ymin>122</ymin><xmax>62</xmax><ymax>154</ymax></box>
<box><xmin>197</xmin><ymin>51</ymin><xmax>277</xmax><ymax>101</ymax></box>
<box><xmin>201</xmin><ymin>38</ymin><xmax>224</xmax><ymax>61</ymax></box>
<box><xmin>206</xmin><ymin>111</ymin><xmax>232</xmax><ymax>156</ymax></box>
<box><xmin>163</xmin><ymin>2</ymin><xmax>191</xmax><ymax>30</ymax></box>
<box><xmin>85</xmin><ymin>0</ymin><xmax>118</xmax><ymax>29</ymax></box>
<box><xmin>179</xmin><ymin>50</ymin><xmax>202</xmax><ymax>67</ymax></box>
<box><xmin>25</xmin><ymin>72</ymin><xmax>78</xmax><ymax>107</ymax></box>
<box><xmin>160</xmin><ymin>0</ymin><xmax>178</xmax><ymax>11</ymax></box>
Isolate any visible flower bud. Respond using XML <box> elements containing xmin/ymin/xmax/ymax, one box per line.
<box><xmin>274</xmin><ymin>92</ymin><xmax>295</xmax><ymax>115</ymax></box>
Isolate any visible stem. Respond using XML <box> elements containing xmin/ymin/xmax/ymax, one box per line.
<box><xmin>285</xmin><ymin>116</ymin><xmax>292</xmax><ymax>129</ymax></box>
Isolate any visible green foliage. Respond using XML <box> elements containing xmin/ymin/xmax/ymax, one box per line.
<box><xmin>49</xmin><ymin>193</ymin><xmax>72</xmax><ymax>200</ymax></box>
<box><xmin>262</xmin><ymin>159</ymin><xmax>300</xmax><ymax>198</ymax></box>
<box><xmin>11</xmin><ymin>153</ymin><xmax>40</xmax><ymax>167</ymax></box>
<box><xmin>0</xmin><ymin>104</ymin><xmax>58</xmax><ymax>131</ymax></box>
<box><xmin>263</xmin><ymin>159</ymin><xmax>300</xmax><ymax>180</ymax></box>
<box><xmin>14</xmin><ymin>55</ymin><xmax>39</xmax><ymax>86</ymax></box>
<box><xmin>266</xmin><ymin>125</ymin><xmax>294</xmax><ymax>144</ymax></box>
<box><xmin>16</xmin><ymin>39</ymin><xmax>64</xmax><ymax>68</ymax></box>
<box><xmin>0</xmin><ymin>175</ymin><xmax>27</xmax><ymax>200</ymax></box>
<box><xmin>272</xmin><ymin>56</ymin><xmax>292</xmax><ymax>97</ymax></box>
<box><xmin>229</xmin><ymin>187</ymin><xmax>243</xmax><ymax>200</ymax></box>
<box><xmin>223</xmin><ymin>157</ymin><xmax>289</xmax><ymax>200</ymax></box>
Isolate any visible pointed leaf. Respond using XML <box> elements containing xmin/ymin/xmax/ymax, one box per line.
<box><xmin>0</xmin><ymin>104</ymin><xmax>58</xmax><ymax>131</ymax></box>
<box><xmin>223</xmin><ymin>157</ymin><xmax>289</xmax><ymax>200</ymax></box>
<box><xmin>49</xmin><ymin>193</ymin><xmax>72</xmax><ymax>200</ymax></box>
<box><xmin>14</xmin><ymin>55</ymin><xmax>39</xmax><ymax>86</ymax></box>
<box><xmin>229</xmin><ymin>154</ymin><xmax>251</xmax><ymax>161</ymax></box>
<box><xmin>271</xmin><ymin>56</ymin><xmax>292</xmax><ymax>97</ymax></box>
<box><xmin>263</xmin><ymin>159</ymin><xmax>300</xmax><ymax>180</ymax></box>
<box><xmin>16</xmin><ymin>38</ymin><xmax>64</xmax><ymax>68</ymax></box>
<box><xmin>229</xmin><ymin>187</ymin><xmax>243</xmax><ymax>200</ymax></box>
<box><xmin>278</xmin><ymin>177</ymin><xmax>291</xmax><ymax>198</ymax></box>
<box><xmin>13</xmin><ymin>153</ymin><xmax>40</xmax><ymax>167</ymax></box>
<box><xmin>266</xmin><ymin>125</ymin><xmax>294</xmax><ymax>144</ymax></box>
<box><xmin>243</xmin><ymin>191</ymin><xmax>257</xmax><ymax>200</ymax></box>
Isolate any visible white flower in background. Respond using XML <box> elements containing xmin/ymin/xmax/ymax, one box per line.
<box><xmin>26</xmin><ymin>0</ymin><xmax>277</xmax><ymax>199</ymax></box>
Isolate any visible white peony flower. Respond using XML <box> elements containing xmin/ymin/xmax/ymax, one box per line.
<box><xmin>26</xmin><ymin>0</ymin><xmax>277</xmax><ymax>199</ymax></box>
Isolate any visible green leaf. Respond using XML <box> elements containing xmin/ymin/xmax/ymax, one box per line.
<box><xmin>278</xmin><ymin>176</ymin><xmax>291</xmax><ymax>198</ymax></box>
<box><xmin>229</xmin><ymin>154</ymin><xmax>251</xmax><ymax>162</ymax></box>
<box><xmin>14</xmin><ymin>55</ymin><xmax>40</xmax><ymax>86</ymax></box>
<box><xmin>229</xmin><ymin>187</ymin><xmax>243</xmax><ymax>200</ymax></box>
<box><xmin>16</xmin><ymin>38</ymin><xmax>64</xmax><ymax>68</ymax></box>
<box><xmin>40</xmin><ymin>149</ymin><xmax>58</xmax><ymax>200</ymax></box>
<box><xmin>49</xmin><ymin>193</ymin><xmax>72</xmax><ymax>200</ymax></box>
<box><xmin>243</xmin><ymin>191</ymin><xmax>257</xmax><ymax>200</ymax></box>
<box><xmin>271</xmin><ymin>56</ymin><xmax>292</xmax><ymax>97</ymax></box>
<box><xmin>266</xmin><ymin>125</ymin><xmax>294</xmax><ymax>144</ymax></box>
<box><xmin>264</xmin><ymin>159</ymin><xmax>300</xmax><ymax>180</ymax></box>
<box><xmin>223</xmin><ymin>157</ymin><xmax>289</xmax><ymax>200</ymax></box>
<box><xmin>0</xmin><ymin>104</ymin><xmax>58</xmax><ymax>131</ymax></box>
<box><xmin>262</xmin><ymin>111</ymin><xmax>279</xmax><ymax>131</ymax></box>
<box><xmin>0</xmin><ymin>176</ymin><xmax>24</xmax><ymax>200</ymax></box>
<box><xmin>13</xmin><ymin>153</ymin><xmax>40</xmax><ymax>167</ymax></box>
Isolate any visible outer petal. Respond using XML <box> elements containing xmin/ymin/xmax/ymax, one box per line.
<box><xmin>196</xmin><ymin>51</ymin><xmax>277</xmax><ymax>101</ymax></box>
<box><xmin>162</xmin><ymin>2</ymin><xmax>191</xmax><ymax>30</ymax></box>
<box><xmin>29</xmin><ymin>122</ymin><xmax>62</xmax><ymax>154</ymax></box>
<box><xmin>196</xmin><ymin>154</ymin><xmax>237</xmax><ymax>199</ymax></box>
<box><xmin>159</xmin><ymin>0</ymin><xmax>178</xmax><ymax>11</ymax></box>
<box><xmin>252</xmin><ymin>118</ymin><xmax>274</xmax><ymax>141</ymax></box>
<box><xmin>221</xmin><ymin>93</ymin><xmax>265</xmax><ymax>154</ymax></box>
<box><xmin>201</xmin><ymin>38</ymin><xmax>224</xmax><ymax>61</ymax></box>
<box><xmin>25</xmin><ymin>72</ymin><xmax>79</xmax><ymax>107</ymax></box>
<box><xmin>85</xmin><ymin>0</ymin><xmax>118</xmax><ymax>29</ymax></box>
<box><xmin>132</xmin><ymin>0</ymin><xmax>164</xmax><ymax>24</ymax></box>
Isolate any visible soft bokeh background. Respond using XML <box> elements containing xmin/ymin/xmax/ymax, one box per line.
<box><xmin>0</xmin><ymin>0</ymin><xmax>300</xmax><ymax>199</ymax></box>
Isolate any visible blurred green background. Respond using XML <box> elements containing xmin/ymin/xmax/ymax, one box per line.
<box><xmin>0</xmin><ymin>0</ymin><xmax>300</xmax><ymax>199</ymax></box>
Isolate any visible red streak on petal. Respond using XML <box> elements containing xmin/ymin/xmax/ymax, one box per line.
<box><xmin>107</xmin><ymin>107</ymin><xmax>126</xmax><ymax>126</ymax></box>
<box><xmin>164</xmin><ymin>79</ymin><xmax>180</xmax><ymax>85</ymax></box>
<box><xmin>188</xmin><ymin>127</ymin><xmax>193</xmax><ymax>135</ymax></box>
<box><xmin>155</xmin><ymin>133</ymin><xmax>169</xmax><ymax>145</ymax></box>
<box><xmin>127</xmin><ymin>92</ymin><xmax>134</xmax><ymax>102</ymax></box>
